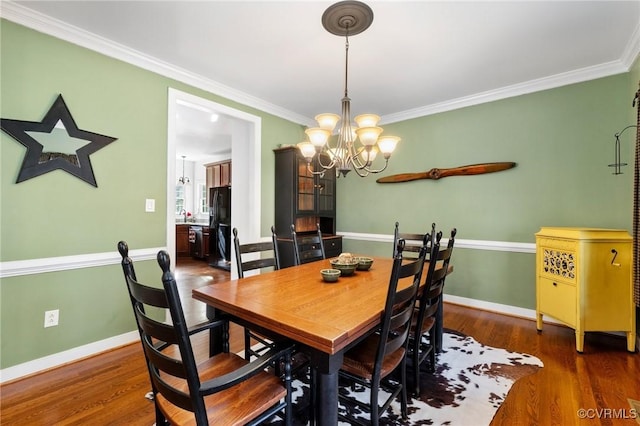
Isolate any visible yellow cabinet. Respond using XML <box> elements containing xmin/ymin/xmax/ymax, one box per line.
<box><xmin>535</xmin><ymin>227</ymin><xmax>636</xmax><ymax>352</ymax></box>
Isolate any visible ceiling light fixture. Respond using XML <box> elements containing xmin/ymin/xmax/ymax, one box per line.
<box><xmin>178</xmin><ymin>155</ymin><xmax>190</xmax><ymax>184</ymax></box>
<box><xmin>297</xmin><ymin>0</ymin><xmax>400</xmax><ymax>178</ymax></box>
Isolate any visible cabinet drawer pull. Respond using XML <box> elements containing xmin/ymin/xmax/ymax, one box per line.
<box><xmin>553</xmin><ymin>282</ymin><xmax>557</xmax><ymax>287</ymax></box>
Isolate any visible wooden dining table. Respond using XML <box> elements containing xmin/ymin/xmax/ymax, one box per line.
<box><xmin>192</xmin><ymin>256</ymin><xmax>420</xmax><ymax>426</ymax></box>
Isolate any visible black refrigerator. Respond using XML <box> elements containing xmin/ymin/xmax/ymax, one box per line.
<box><xmin>208</xmin><ymin>186</ymin><xmax>231</xmax><ymax>270</ymax></box>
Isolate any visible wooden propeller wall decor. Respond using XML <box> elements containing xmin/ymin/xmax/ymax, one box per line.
<box><xmin>375</xmin><ymin>162</ymin><xmax>516</xmax><ymax>183</ymax></box>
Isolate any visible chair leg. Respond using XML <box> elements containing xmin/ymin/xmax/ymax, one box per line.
<box><xmin>154</xmin><ymin>404</ymin><xmax>168</xmax><ymax>426</ymax></box>
<box><xmin>309</xmin><ymin>366</ymin><xmax>316</xmax><ymax>425</ymax></box>
<box><xmin>284</xmin><ymin>351</ymin><xmax>293</xmax><ymax>426</ymax></box>
<box><xmin>435</xmin><ymin>299</ymin><xmax>444</xmax><ymax>352</ymax></box>
<box><xmin>428</xmin><ymin>329</ymin><xmax>436</xmax><ymax>372</ymax></box>
<box><xmin>400</xmin><ymin>359</ymin><xmax>408</xmax><ymax>419</ymax></box>
<box><xmin>429</xmin><ymin>345</ymin><xmax>436</xmax><ymax>372</ymax></box>
<box><xmin>370</xmin><ymin>382</ymin><xmax>379</xmax><ymax>426</ymax></box>
<box><xmin>244</xmin><ymin>328</ymin><xmax>252</xmax><ymax>360</ymax></box>
<box><xmin>413</xmin><ymin>338</ymin><xmax>421</xmax><ymax>396</ymax></box>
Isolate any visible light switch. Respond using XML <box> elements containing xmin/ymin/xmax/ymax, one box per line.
<box><xmin>145</xmin><ymin>199</ymin><xmax>155</xmax><ymax>212</ymax></box>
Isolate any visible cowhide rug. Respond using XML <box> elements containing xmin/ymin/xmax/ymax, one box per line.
<box><xmin>269</xmin><ymin>329</ymin><xmax>543</xmax><ymax>425</ymax></box>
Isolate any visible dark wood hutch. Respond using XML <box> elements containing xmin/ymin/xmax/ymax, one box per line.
<box><xmin>274</xmin><ymin>146</ymin><xmax>342</xmax><ymax>267</ymax></box>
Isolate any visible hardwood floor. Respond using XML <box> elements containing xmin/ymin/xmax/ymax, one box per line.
<box><xmin>1</xmin><ymin>259</ymin><xmax>638</xmax><ymax>425</ymax></box>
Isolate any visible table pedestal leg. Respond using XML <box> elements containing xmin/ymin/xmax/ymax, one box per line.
<box><xmin>316</xmin><ymin>371</ymin><xmax>338</xmax><ymax>425</ymax></box>
<box><xmin>311</xmin><ymin>350</ymin><xmax>344</xmax><ymax>426</ymax></box>
<box><xmin>206</xmin><ymin>305</ymin><xmax>224</xmax><ymax>356</ymax></box>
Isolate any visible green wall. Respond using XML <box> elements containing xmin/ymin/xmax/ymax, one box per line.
<box><xmin>0</xmin><ymin>20</ymin><xmax>303</xmax><ymax>369</ymax></box>
<box><xmin>339</xmin><ymin>72</ymin><xmax>636</xmax><ymax>308</ymax></box>
<box><xmin>1</xmin><ymin>18</ymin><xmax>638</xmax><ymax>370</ymax></box>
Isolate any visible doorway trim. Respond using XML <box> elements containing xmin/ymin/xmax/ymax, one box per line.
<box><xmin>167</xmin><ymin>88</ymin><xmax>261</xmax><ymax>277</ymax></box>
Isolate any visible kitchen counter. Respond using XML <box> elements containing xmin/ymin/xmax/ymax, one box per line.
<box><xmin>176</xmin><ymin>222</ymin><xmax>209</xmax><ymax>227</ymax></box>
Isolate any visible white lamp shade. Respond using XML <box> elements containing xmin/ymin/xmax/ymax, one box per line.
<box><xmin>355</xmin><ymin>126</ymin><xmax>383</xmax><ymax>146</ymax></box>
<box><xmin>377</xmin><ymin>136</ymin><xmax>400</xmax><ymax>155</ymax></box>
<box><xmin>354</xmin><ymin>114</ymin><xmax>380</xmax><ymax>128</ymax></box>
<box><xmin>360</xmin><ymin>146</ymin><xmax>378</xmax><ymax>164</ymax></box>
<box><xmin>297</xmin><ymin>142</ymin><xmax>317</xmax><ymax>159</ymax></box>
<box><xmin>315</xmin><ymin>113</ymin><xmax>340</xmax><ymax>131</ymax></box>
<box><xmin>305</xmin><ymin>128</ymin><xmax>331</xmax><ymax>148</ymax></box>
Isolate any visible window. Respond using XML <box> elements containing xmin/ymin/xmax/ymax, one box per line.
<box><xmin>176</xmin><ymin>185</ymin><xmax>185</xmax><ymax>214</ymax></box>
<box><xmin>198</xmin><ymin>183</ymin><xmax>209</xmax><ymax>214</ymax></box>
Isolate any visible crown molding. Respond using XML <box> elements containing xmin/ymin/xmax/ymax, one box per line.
<box><xmin>0</xmin><ymin>2</ymin><xmax>311</xmax><ymax>126</ymax></box>
<box><xmin>621</xmin><ymin>19</ymin><xmax>640</xmax><ymax>69</ymax></box>
<box><xmin>382</xmin><ymin>18</ymin><xmax>640</xmax><ymax>124</ymax></box>
<box><xmin>3</xmin><ymin>1</ymin><xmax>638</xmax><ymax>129</ymax></box>
<box><xmin>382</xmin><ymin>59</ymin><xmax>631</xmax><ymax>124</ymax></box>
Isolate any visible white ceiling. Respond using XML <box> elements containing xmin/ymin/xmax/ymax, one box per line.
<box><xmin>6</xmin><ymin>1</ymin><xmax>640</xmax><ymax>161</ymax></box>
<box><xmin>175</xmin><ymin>100</ymin><xmax>236</xmax><ymax>161</ymax></box>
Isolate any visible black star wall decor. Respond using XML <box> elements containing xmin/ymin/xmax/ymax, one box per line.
<box><xmin>0</xmin><ymin>94</ymin><xmax>117</xmax><ymax>187</ymax></box>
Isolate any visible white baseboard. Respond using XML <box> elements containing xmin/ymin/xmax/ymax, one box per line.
<box><xmin>0</xmin><ymin>331</ymin><xmax>139</xmax><ymax>384</ymax></box>
<box><xmin>444</xmin><ymin>294</ymin><xmax>540</xmax><ymax>320</ymax></box>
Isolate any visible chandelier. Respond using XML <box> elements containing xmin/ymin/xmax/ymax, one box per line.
<box><xmin>297</xmin><ymin>0</ymin><xmax>400</xmax><ymax>178</ymax></box>
<box><xmin>178</xmin><ymin>155</ymin><xmax>190</xmax><ymax>184</ymax></box>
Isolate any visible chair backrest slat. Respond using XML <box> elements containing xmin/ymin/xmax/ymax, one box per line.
<box><xmin>233</xmin><ymin>226</ymin><xmax>281</xmax><ymax>278</ymax></box>
<box><xmin>393</xmin><ymin>222</ymin><xmax>436</xmax><ymax>258</ymax></box>
<box><xmin>291</xmin><ymin>223</ymin><xmax>326</xmax><ymax>265</ymax></box>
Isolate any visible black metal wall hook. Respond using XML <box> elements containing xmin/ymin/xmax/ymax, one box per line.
<box><xmin>611</xmin><ymin>249</ymin><xmax>620</xmax><ymax>267</ymax></box>
<box><xmin>609</xmin><ymin>125</ymin><xmax>638</xmax><ymax>175</ymax></box>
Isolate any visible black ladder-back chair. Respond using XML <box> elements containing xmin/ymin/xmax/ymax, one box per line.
<box><xmin>394</xmin><ymin>223</ymin><xmax>457</xmax><ymax>352</ymax></box>
<box><xmin>338</xmin><ymin>240</ymin><xmax>428</xmax><ymax>426</ymax></box>
<box><xmin>392</xmin><ymin>221</ymin><xmax>436</xmax><ymax>259</ymax></box>
<box><xmin>117</xmin><ymin>241</ymin><xmax>293</xmax><ymax>426</ymax></box>
<box><xmin>433</xmin><ymin>227</ymin><xmax>457</xmax><ymax>353</ymax></box>
<box><xmin>409</xmin><ymin>230</ymin><xmax>455</xmax><ymax>395</ymax></box>
<box><xmin>291</xmin><ymin>223</ymin><xmax>326</xmax><ymax>265</ymax></box>
<box><xmin>233</xmin><ymin>226</ymin><xmax>285</xmax><ymax>361</ymax></box>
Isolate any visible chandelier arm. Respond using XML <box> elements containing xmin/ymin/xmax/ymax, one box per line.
<box><xmin>354</xmin><ymin>158</ymin><xmax>391</xmax><ymax>176</ymax></box>
<box><xmin>349</xmin><ymin>145</ymin><xmax>382</xmax><ymax>171</ymax></box>
<box><xmin>351</xmin><ymin>165</ymin><xmax>370</xmax><ymax>178</ymax></box>
<box><xmin>365</xmin><ymin>159</ymin><xmax>390</xmax><ymax>174</ymax></box>
<box><xmin>316</xmin><ymin>153</ymin><xmax>337</xmax><ymax>170</ymax></box>
<box><xmin>349</xmin><ymin>145</ymin><xmax>368</xmax><ymax>169</ymax></box>
<box><xmin>305</xmin><ymin>162</ymin><xmax>329</xmax><ymax>176</ymax></box>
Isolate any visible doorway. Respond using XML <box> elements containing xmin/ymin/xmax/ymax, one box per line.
<box><xmin>167</xmin><ymin>88</ymin><xmax>262</xmax><ymax>279</ymax></box>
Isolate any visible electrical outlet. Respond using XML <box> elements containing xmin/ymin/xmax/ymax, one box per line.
<box><xmin>44</xmin><ymin>309</ymin><xmax>59</xmax><ymax>328</ymax></box>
